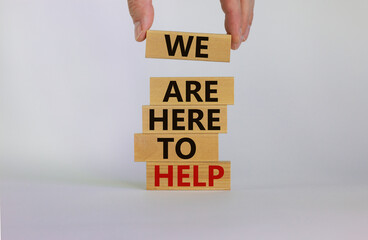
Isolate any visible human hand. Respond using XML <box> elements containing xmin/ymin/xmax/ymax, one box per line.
<box><xmin>127</xmin><ymin>0</ymin><xmax>254</xmax><ymax>50</ymax></box>
<box><xmin>220</xmin><ymin>0</ymin><xmax>255</xmax><ymax>49</ymax></box>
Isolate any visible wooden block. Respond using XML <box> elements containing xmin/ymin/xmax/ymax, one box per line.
<box><xmin>150</xmin><ymin>77</ymin><xmax>234</xmax><ymax>105</ymax></box>
<box><xmin>145</xmin><ymin>30</ymin><xmax>231</xmax><ymax>62</ymax></box>
<box><xmin>146</xmin><ymin>161</ymin><xmax>231</xmax><ymax>190</ymax></box>
<box><xmin>142</xmin><ymin>105</ymin><xmax>227</xmax><ymax>133</ymax></box>
<box><xmin>134</xmin><ymin>133</ymin><xmax>218</xmax><ymax>162</ymax></box>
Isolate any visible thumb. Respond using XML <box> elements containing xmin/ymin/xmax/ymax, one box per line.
<box><xmin>128</xmin><ymin>0</ymin><xmax>154</xmax><ymax>42</ymax></box>
<box><xmin>220</xmin><ymin>0</ymin><xmax>242</xmax><ymax>50</ymax></box>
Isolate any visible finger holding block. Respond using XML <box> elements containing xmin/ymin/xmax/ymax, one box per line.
<box><xmin>134</xmin><ymin>133</ymin><xmax>218</xmax><ymax>162</ymax></box>
<box><xmin>146</xmin><ymin>30</ymin><xmax>231</xmax><ymax>62</ymax></box>
<box><xmin>146</xmin><ymin>161</ymin><xmax>231</xmax><ymax>190</ymax></box>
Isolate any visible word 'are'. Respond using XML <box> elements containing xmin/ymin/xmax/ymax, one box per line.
<box><xmin>163</xmin><ymin>80</ymin><xmax>218</xmax><ymax>103</ymax></box>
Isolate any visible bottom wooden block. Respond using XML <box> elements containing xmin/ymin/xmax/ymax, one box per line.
<box><xmin>146</xmin><ymin>161</ymin><xmax>230</xmax><ymax>190</ymax></box>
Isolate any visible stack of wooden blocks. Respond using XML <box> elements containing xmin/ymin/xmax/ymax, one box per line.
<box><xmin>134</xmin><ymin>30</ymin><xmax>234</xmax><ymax>190</ymax></box>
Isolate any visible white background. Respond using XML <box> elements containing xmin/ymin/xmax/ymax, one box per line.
<box><xmin>1</xmin><ymin>0</ymin><xmax>368</xmax><ymax>239</ymax></box>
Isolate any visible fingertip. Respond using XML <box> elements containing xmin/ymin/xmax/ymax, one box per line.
<box><xmin>134</xmin><ymin>22</ymin><xmax>143</xmax><ymax>41</ymax></box>
<box><xmin>231</xmin><ymin>42</ymin><xmax>241</xmax><ymax>50</ymax></box>
<box><xmin>223</xmin><ymin>2</ymin><xmax>242</xmax><ymax>50</ymax></box>
<box><xmin>130</xmin><ymin>0</ymin><xmax>154</xmax><ymax>42</ymax></box>
<box><xmin>134</xmin><ymin>19</ymin><xmax>153</xmax><ymax>42</ymax></box>
<box><xmin>242</xmin><ymin>25</ymin><xmax>251</xmax><ymax>42</ymax></box>
<box><xmin>230</xmin><ymin>28</ymin><xmax>242</xmax><ymax>50</ymax></box>
<box><xmin>137</xmin><ymin>32</ymin><xmax>147</xmax><ymax>42</ymax></box>
<box><xmin>136</xmin><ymin>33</ymin><xmax>146</xmax><ymax>42</ymax></box>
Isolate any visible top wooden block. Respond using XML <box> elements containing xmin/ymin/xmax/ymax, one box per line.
<box><xmin>145</xmin><ymin>30</ymin><xmax>231</xmax><ymax>62</ymax></box>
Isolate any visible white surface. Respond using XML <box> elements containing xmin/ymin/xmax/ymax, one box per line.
<box><xmin>1</xmin><ymin>0</ymin><xmax>368</xmax><ymax>239</ymax></box>
<box><xmin>2</xmin><ymin>181</ymin><xmax>368</xmax><ymax>240</ymax></box>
